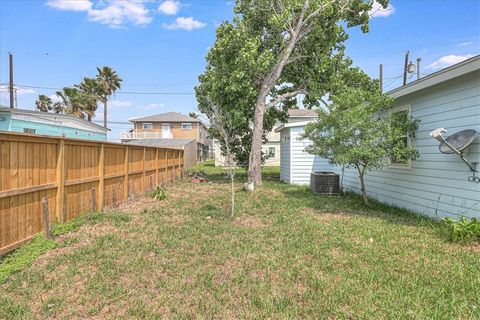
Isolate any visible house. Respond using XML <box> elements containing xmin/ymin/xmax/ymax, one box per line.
<box><xmin>121</xmin><ymin>111</ymin><xmax>209</xmax><ymax>165</ymax></box>
<box><xmin>276</xmin><ymin>55</ymin><xmax>480</xmax><ymax>220</ymax></box>
<box><xmin>0</xmin><ymin>107</ymin><xmax>107</xmax><ymax>141</ymax></box>
<box><xmin>214</xmin><ymin>109</ymin><xmax>317</xmax><ymax>167</ymax></box>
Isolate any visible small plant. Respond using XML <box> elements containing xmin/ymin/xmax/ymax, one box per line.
<box><xmin>151</xmin><ymin>187</ymin><xmax>167</xmax><ymax>201</ymax></box>
<box><xmin>440</xmin><ymin>217</ymin><xmax>480</xmax><ymax>243</ymax></box>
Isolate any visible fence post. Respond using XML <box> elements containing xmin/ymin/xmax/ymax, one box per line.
<box><xmin>42</xmin><ymin>197</ymin><xmax>52</xmax><ymax>238</ymax></box>
<box><xmin>178</xmin><ymin>150</ymin><xmax>182</xmax><ymax>178</ymax></box>
<box><xmin>142</xmin><ymin>147</ymin><xmax>146</xmax><ymax>192</ymax></box>
<box><xmin>124</xmin><ymin>146</ymin><xmax>129</xmax><ymax>199</ymax></box>
<box><xmin>155</xmin><ymin>148</ymin><xmax>159</xmax><ymax>187</ymax></box>
<box><xmin>55</xmin><ymin>139</ymin><xmax>65</xmax><ymax>223</ymax></box>
<box><xmin>164</xmin><ymin>149</ymin><xmax>169</xmax><ymax>184</ymax></box>
<box><xmin>98</xmin><ymin>143</ymin><xmax>104</xmax><ymax>211</ymax></box>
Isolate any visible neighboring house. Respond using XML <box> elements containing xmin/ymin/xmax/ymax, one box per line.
<box><xmin>0</xmin><ymin>107</ymin><xmax>107</xmax><ymax>141</ymax></box>
<box><xmin>125</xmin><ymin>139</ymin><xmax>197</xmax><ymax>169</ymax></box>
<box><xmin>121</xmin><ymin>112</ymin><xmax>209</xmax><ymax>162</ymax></box>
<box><xmin>214</xmin><ymin>109</ymin><xmax>317</xmax><ymax>167</ymax></box>
<box><xmin>276</xmin><ymin>55</ymin><xmax>480</xmax><ymax>220</ymax></box>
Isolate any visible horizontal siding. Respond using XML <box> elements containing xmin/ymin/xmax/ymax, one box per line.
<box><xmin>290</xmin><ymin>127</ymin><xmax>336</xmax><ymax>185</ymax></box>
<box><xmin>342</xmin><ymin>72</ymin><xmax>480</xmax><ymax>219</ymax></box>
<box><xmin>278</xmin><ymin>72</ymin><xmax>480</xmax><ymax>220</ymax></box>
<box><xmin>280</xmin><ymin>130</ymin><xmax>290</xmax><ymax>183</ymax></box>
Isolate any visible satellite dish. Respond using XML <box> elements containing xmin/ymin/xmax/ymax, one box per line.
<box><xmin>439</xmin><ymin>129</ymin><xmax>477</xmax><ymax>154</ymax></box>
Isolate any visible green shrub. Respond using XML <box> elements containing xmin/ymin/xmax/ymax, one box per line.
<box><xmin>440</xmin><ymin>217</ymin><xmax>480</xmax><ymax>243</ymax></box>
<box><xmin>150</xmin><ymin>186</ymin><xmax>167</xmax><ymax>201</ymax></box>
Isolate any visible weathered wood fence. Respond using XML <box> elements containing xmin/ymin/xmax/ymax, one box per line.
<box><xmin>0</xmin><ymin>132</ymin><xmax>184</xmax><ymax>255</ymax></box>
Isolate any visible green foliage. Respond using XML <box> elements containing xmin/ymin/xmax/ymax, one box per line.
<box><xmin>303</xmin><ymin>68</ymin><xmax>420</xmax><ymax>204</ymax></box>
<box><xmin>196</xmin><ymin>0</ymin><xmax>387</xmax><ymax>168</ymax></box>
<box><xmin>0</xmin><ymin>234</ymin><xmax>56</xmax><ymax>283</ymax></box>
<box><xmin>150</xmin><ymin>186</ymin><xmax>167</xmax><ymax>201</ymax></box>
<box><xmin>440</xmin><ymin>217</ymin><xmax>480</xmax><ymax>243</ymax></box>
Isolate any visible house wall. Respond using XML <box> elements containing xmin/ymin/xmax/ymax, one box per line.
<box><xmin>289</xmin><ymin>126</ymin><xmax>336</xmax><ymax>185</ymax></box>
<box><xmin>280</xmin><ymin>129</ymin><xmax>291</xmax><ymax>183</ymax></box>
<box><xmin>0</xmin><ymin>114</ymin><xmax>106</xmax><ymax>141</ymax></box>
<box><xmin>134</xmin><ymin>122</ymin><xmax>207</xmax><ymax>144</ymax></box>
<box><xmin>262</xmin><ymin>141</ymin><xmax>281</xmax><ymax>166</ymax></box>
<box><xmin>278</xmin><ymin>71</ymin><xmax>480</xmax><ymax>220</ymax></box>
<box><xmin>341</xmin><ymin>71</ymin><xmax>480</xmax><ymax>220</ymax></box>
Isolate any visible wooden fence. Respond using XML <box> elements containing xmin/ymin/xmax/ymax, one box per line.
<box><xmin>0</xmin><ymin>132</ymin><xmax>184</xmax><ymax>255</ymax></box>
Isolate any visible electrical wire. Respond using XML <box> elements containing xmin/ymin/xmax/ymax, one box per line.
<box><xmin>15</xmin><ymin>84</ymin><xmax>195</xmax><ymax>95</ymax></box>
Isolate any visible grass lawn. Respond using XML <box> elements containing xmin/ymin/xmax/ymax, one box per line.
<box><xmin>0</xmin><ymin>161</ymin><xmax>479</xmax><ymax>319</ymax></box>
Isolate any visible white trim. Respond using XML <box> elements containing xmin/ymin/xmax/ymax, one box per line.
<box><xmin>142</xmin><ymin>122</ymin><xmax>153</xmax><ymax>130</ymax></box>
<box><xmin>289</xmin><ymin>128</ymin><xmax>293</xmax><ymax>184</ymax></box>
<box><xmin>181</xmin><ymin>122</ymin><xmax>192</xmax><ymax>130</ymax></box>
<box><xmin>388</xmin><ymin>55</ymin><xmax>480</xmax><ymax>99</ymax></box>
<box><xmin>388</xmin><ymin>104</ymin><xmax>412</xmax><ymax>169</ymax></box>
<box><xmin>275</xmin><ymin>120</ymin><xmax>313</xmax><ymax>132</ymax></box>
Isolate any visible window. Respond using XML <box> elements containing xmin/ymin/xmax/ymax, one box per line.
<box><xmin>142</xmin><ymin>123</ymin><xmax>153</xmax><ymax>130</ymax></box>
<box><xmin>268</xmin><ymin>147</ymin><xmax>276</xmax><ymax>158</ymax></box>
<box><xmin>181</xmin><ymin>123</ymin><xmax>192</xmax><ymax>130</ymax></box>
<box><xmin>389</xmin><ymin>106</ymin><xmax>411</xmax><ymax>168</ymax></box>
<box><xmin>23</xmin><ymin>128</ymin><xmax>35</xmax><ymax>134</ymax></box>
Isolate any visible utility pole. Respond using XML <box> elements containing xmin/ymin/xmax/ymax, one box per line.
<box><xmin>416</xmin><ymin>58</ymin><xmax>421</xmax><ymax>80</ymax></box>
<box><xmin>379</xmin><ymin>64</ymin><xmax>383</xmax><ymax>93</ymax></box>
<box><xmin>9</xmin><ymin>52</ymin><xmax>14</xmax><ymax>108</ymax></box>
<box><xmin>403</xmin><ymin>50</ymin><xmax>409</xmax><ymax>86</ymax></box>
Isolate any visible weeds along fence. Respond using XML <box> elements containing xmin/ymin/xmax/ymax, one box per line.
<box><xmin>0</xmin><ymin>132</ymin><xmax>184</xmax><ymax>255</ymax></box>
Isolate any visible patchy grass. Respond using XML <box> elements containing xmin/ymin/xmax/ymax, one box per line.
<box><xmin>0</xmin><ymin>161</ymin><xmax>479</xmax><ymax>319</ymax></box>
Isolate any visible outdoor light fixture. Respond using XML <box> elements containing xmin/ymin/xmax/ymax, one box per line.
<box><xmin>430</xmin><ymin>128</ymin><xmax>479</xmax><ymax>183</ymax></box>
<box><xmin>407</xmin><ymin>61</ymin><xmax>415</xmax><ymax>73</ymax></box>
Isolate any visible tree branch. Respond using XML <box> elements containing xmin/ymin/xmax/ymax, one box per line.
<box><xmin>266</xmin><ymin>89</ymin><xmax>306</xmax><ymax>109</ymax></box>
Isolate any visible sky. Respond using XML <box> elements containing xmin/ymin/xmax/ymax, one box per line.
<box><xmin>0</xmin><ymin>0</ymin><xmax>479</xmax><ymax>141</ymax></box>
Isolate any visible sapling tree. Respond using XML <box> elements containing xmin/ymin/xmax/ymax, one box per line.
<box><xmin>197</xmin><ymin>0</ymin><xmax>389</xmax><ymax>187</ymax></box>
<box><xmin>303</xmin><ymin>68</ymin><xmax>420</xmax><ymax>205</ymax></box>
<box><xmin>202</xmin><ymin>96</ymin><xmax>237</xmax><ymax>217</ymax></box>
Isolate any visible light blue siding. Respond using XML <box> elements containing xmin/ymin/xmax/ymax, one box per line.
<box><xmin>341</xmin><ymin>72</ymin><xmax>480</xmax><ymax>219</ymax></box>
<box><xmin>278</xmin><ymin>71</ymin><xmax>480</xmax><ymax>220</ymax></box>
<box><xmin>280</xmin><ymin>129</ymin><xmax>291</xmax><ymax>183</ymax></box>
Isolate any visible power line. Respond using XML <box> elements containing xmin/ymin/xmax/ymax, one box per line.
<box><xmin>16</xmin><ymin>84</ymin><xmax>195</xmax><ymax>95</ymax></box>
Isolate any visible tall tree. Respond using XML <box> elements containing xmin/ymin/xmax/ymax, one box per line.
<box><xmin>35</xmin><ymin>95</ymin><xmax>52</xmax><ymax>112</ymax></box>
<box><xmin>198</xmin><ymin>0</ymin><xmax>388</xmax><ymax>187</ymax></box>
<box><xmin>303</xmin><ymin>68</ymin><xmax>420</xmax><ymax>205</ymax></box>
<box><xmin>96</xmin><ymin>66</ymin><xmax>122</xmax><ymax>129</ymax></box>
<box><xmin>76</xmin><ymin>77</ymin><xmax>102</xmax><ymax>122</ymax></box>
<box><xmin>55</xmin><ymin>87</ymin><xmax>88</xmax><ymax>119</ymax></box>
<box><xmin>188</xmin><ymin>112</ymin><xmax>199</xmax><ymax>119</ymax></box>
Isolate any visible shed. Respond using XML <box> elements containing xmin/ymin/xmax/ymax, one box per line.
<box><xmin>276</xmin><ymin>55</ymin><xmax>480</xmax><ymax>219</ymax></box>
<box><xmin>124</xmin><ymin>138</ymin><xmax>197</xmax><ymax>169</ymax></box>
<box><xmin>275</xmin><ymin>121</ymin><xmax>336</xmax><ymax>185</ymax></box>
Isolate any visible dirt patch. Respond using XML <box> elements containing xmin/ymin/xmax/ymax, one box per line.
<box><xmin>234</xmin><ymin>216</ymin><xmax>268</xmax><ymax>229</ymax></box>
<box><xmin>160</xmin><ymin>214</ymin><xmax>189</xmax><ymax>225</ymax></box>
<box><xmin>302</xmin><ymin>208</ymin><xmax>352</xmax><ymax>222</ymax></box>
<box><xmin>110</xmin><ymin>196</ymin><xmax>163</xmax><ymax>215</ymax></box>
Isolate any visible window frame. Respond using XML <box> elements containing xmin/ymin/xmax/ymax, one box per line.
<box><xmin>388</xmin><ymin>104</ymin><xmax>412</xmax><ymax>169</ymax></box>
<box><xmin>268</xmin><ymin>146</ymin><xmax>276</xmax><ymax>158</ymax></box>
<box><xmin>142</xmin><ymin>122</ymin><xmax>153</xmax><ymax>130</ymax></box>
<box><xmin>181</xmin><ymin>122</ymin><xmax>192</xmax><ymax>131</ymax></box>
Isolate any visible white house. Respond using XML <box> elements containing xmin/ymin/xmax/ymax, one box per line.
<box><xmin>276</xmin><ymin>55</ymin><xmax>480</xmax><ymax>220</ymax></box>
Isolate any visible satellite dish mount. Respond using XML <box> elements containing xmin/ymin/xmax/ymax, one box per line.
<box><xmin>429</xmin><ymin>128</ymin><xmax>479</xmax><ymax>183</ymax></box>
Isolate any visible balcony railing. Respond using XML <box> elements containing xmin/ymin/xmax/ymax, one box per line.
<box><xmin>121</xmin><ymin>131</ymin><xmax>170</xmax><ymax>140</ymax></box>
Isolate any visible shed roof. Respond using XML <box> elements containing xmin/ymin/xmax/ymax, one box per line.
<box><xmin>124</xmin><ymin>138</ymin><xmax>195</xmax><ymax>148</ymax></box>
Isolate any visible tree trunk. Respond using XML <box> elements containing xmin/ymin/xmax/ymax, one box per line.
<box><xmin>88</xmin><ymin>114</ymin><xmax>92</xmax><ymax>122</ymax></box>
<box><xmin>357</xmin><ymin>166</ymin><xmax>369</xmax><ymax>205</ymax></box>
<box><xmin>248</xmin><ymin>100</ymin><xmax>266</xmax><ymax>185</ymax></box>
<box><xmin>103</xmin><ymin>100</ymin><xmax>108</xmax><ymax>129</ymax></box>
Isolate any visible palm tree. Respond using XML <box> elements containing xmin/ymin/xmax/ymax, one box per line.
<box><xmin>96</xmin><ymin>66</ymin><xmax>122</xmax><ymax>129</ymax></box>
<box><xmin>35</xmin><ymin>95</ymin><xmax>52</xmax><ymax>112</ymax></box>
<box><xmin>76</xmin><ymin>77</ymin><xmax>101</xmax><ymax>121</ymax></box>
<box><xmin>55</xmin><ymin>87</ymin><xmax>87</xmax><ymax>119</ymax></box>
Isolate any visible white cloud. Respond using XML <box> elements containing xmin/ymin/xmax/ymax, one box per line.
<box><xmin>458</xmin><ymin>41</ymin><xmax>473</xmax><ymax>47</ymax></box>
<box><xmin>369</xmin><ymin>1</ymin><xmax>395</xmax><ymax>18</ymax></box>
<box><xmin>426</xmin><ymin>54</ymin><xmax>474</xmax><ymax>70</ymax></box>
<box><xmin>163</xmin><ymin>17</ymin><xmax>206</xmax><ymax>30</ymax></box>
<box><xmin>46</xmin><ymin>0</ymin><xmax>92</xmax><ymax>11</ymax></box>
<box><xmin>0</xmin><ymin>85</ymin><xmax>36</xmax><ymax>96</ymax></box>
<box><xmin>49</xmin><ymin>94</ymin><xmax>62</xmax><ymax>103</ymax></box>
<box><xmin>46</xmin><ymin>0</ymin><xmax>153</xmax><ymax>28</ymax></box>
<box><xmin>108</xmin><ymin>99</ymin><xmax>134</xmax><ymax>110</ymax></box>
<box><xmin>137</xmin><ymin>103</ymin><xmax>165</xmax><ymax>110</ymax></box>
<box><xmin>157</xmin><ymin>0</ymin><xmax>180</xmax><ymax>15</ymax></box>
